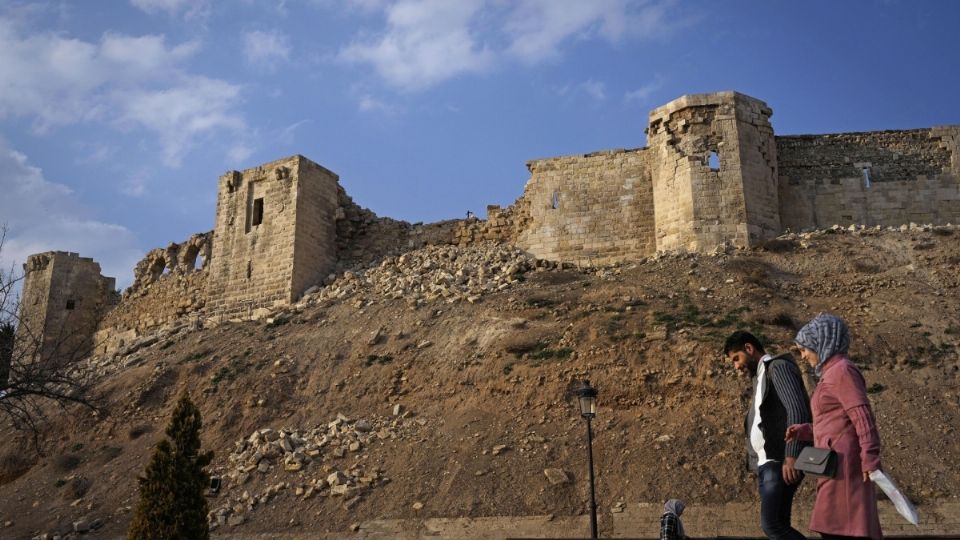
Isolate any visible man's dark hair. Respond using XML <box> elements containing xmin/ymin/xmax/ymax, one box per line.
<box><xmin>723</xmin><ymin>330</ymin><xmax>765</xmax><ymax>356</ymax></box>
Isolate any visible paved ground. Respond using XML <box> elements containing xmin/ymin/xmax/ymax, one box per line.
<box><xmin>212</xmin><ymin>500</ymin><xmax>960</xmax><ymax>539</ymax></box>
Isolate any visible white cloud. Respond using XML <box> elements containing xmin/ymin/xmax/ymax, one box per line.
<box><xmin>338</xmin><ymin>0</ymin><xmax>494</xmax><ymax>92</ymax></box>
<box><xmin>624</xmin><ymin>76</ymin><xmax>664</xmax><ymax>105</ymax></box>
<box><xmin>99</xmin><ymin>33</ymin><xmax>199</xmax><ymax>75</ymax></box>
<box><xmin>243</xmin><ymin>29</ymin><xmax>291</xmax><ymax>69</ymax></box>
<box><xmin>579</xmin><ymin>79</ymin><xmax>607</xmax><ymax>101</ymax></box>
<box><xmin>357</xmin><ymin>94</ymin><xmax>397</xmax><ymax>114</ymax></box>
<box><xmin>554</xmin><ymin>79</ymin><xmax>608</xmax><ymax>102</ymax></box>
<box><xmin>277</xmin><ymin>119</ymin><xmax>312</xmax><ymax>145</ymax></box>
<box><xmin>337</xmin><ymin>0</ymin><xmax>675</xmax><ymax>92</ymax></box>
<box><xmin>120</xmin><ymin>169</ymin><xmax>151</xmax><ymax>197</ymax></box>
<box><xmin>310</xmin><ymin>0</ymin><xmax>391</xmax><ymax>13</ymax></box>
<box><xmin>74</xmin><ymin>142</ymin><xmax>117</xmax><ymax>165</ymax></box>
<box><xmin>0</xmin><ymin>21</ymin><xmax>106</xmax><ymax>131</ymax></box>
<box><xmin>115</xmin><ymin>76</ymin><xmax>246</xmax><ymax>167</ymax></box>
<box><xmin>507</xmin><ymin>0</ymin><xmax>676</xmax><ymax>62</ymax></box>
<box><xmin>226</xmin><ymin>142</ymin><xmax>255</xmax><ymax>166</ymax></box>
<box><xmin>346</xmin><ymin>0</ymin><xmax>391</xmax><ymax>12</ymax></box>
<box><xmin>504</xmin><ymin>0</ymin><xmax>631</xmax><ymax>63</ymax></box>
<box><xmin>130</xmin><ymin>0</ymin><xmax>211</xmax><ymax>20</ymax></box>
<box><xmin>0</xmin><ymin>141</ymin><xmax>142</xmax><ymax>288</ymax></box>
<box><xmin>0</xmin><ymin>18</ymin><xmax>247</xmax><ymax>168</ymax></box>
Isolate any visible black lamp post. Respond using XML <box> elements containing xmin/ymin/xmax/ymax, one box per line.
<box><xmin>576</xmin><ymin>380</ymin><xmax>599</xmax><ymax>539</ymax></box>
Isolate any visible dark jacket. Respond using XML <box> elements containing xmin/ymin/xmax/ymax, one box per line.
<box><xmin>744</xmin><ymin>352</ymin><xmax>812</xmax><ymax>471</ymax></box>
<box><xmin>660</xmin><ymin>512</ymin><xmax>685</xmax><ymax>540</ymax></box>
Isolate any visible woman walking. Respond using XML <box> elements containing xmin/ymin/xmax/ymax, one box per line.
<box><xmin>786</xmin><ymin>314</ymin><xmax>883</xmax><ymax>540</ymax></box>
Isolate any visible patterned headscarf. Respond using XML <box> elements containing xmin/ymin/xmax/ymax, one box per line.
<box><xmin>664</xmin><ymin>499</ymin><xmax>686</xmax><ymax>538</ymax></box>
<box><xmin>795</xmin><ymin>314</ymin><xmax>850</xmax><ymax>377</ymax></box>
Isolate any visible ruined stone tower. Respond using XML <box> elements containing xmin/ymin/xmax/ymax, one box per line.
<box><xmin>205</xmin><ymin>155</ymin><xmax>340</xmax><ymax>318</ymax></box>
<box><xmin>647</xmin><ymin>92</ymin><xmax>780</xmax><ymax>251</ymax></box>
<box><xmin>17</xmin><ymin>252</ymin><xmax>116</xmax><ymax>360</ymax></box>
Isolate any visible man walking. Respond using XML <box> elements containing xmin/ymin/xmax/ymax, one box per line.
<box><xmin>724</xmin><ymin>331</ymin><xmax>812</xmax><ymax>540</ymax></box>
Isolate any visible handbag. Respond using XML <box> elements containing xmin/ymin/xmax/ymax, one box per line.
<box><xmin>794</xmin><ymin>423</ymin><xmax>854</xmax><ymax>478</ymax></box>
<box><xmin>795</xmin><ymin>446</ymin><xmax>837</xmax><ymax>477</ymax></box>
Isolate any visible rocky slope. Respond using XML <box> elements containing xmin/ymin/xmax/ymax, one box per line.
<box><xmin>1</xmin><ymin>225</ymin><xmax>958</xmax><ymax>539</ymax></box>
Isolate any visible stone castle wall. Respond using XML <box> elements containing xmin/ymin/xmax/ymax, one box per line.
<box><xmin>509</xmin><ymin>148</ymin><xmax>655</xmax><ymax>265</ymax></box>
<box><xmin>87</xmin><ymin>161</ymin><xmax>477</xmax><ymax>356</ymax></box>
<box><xmin>778</xmin><ymin>126</ymin><xmax>960</xmax><ymax>229</ymax></box>
<box><xmin>18</xmin><ymin>91</ymin><xmax>960</xmax><ymax>362</ymax></box>
<box><xmin>290</xmin><ymin>158</ymin><xmax>342</xmax><ymax>301</ymax></box>
<box><xmin>93</xmin><ymin>233</ymin><xmax>211</xmax><ymax>355</ymax></box>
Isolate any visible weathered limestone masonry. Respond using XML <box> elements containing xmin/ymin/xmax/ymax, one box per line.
<box><xmin>490</xmin><ymin>92</ymin><xmax>781</xmax><ymax>262</ymax></box>
<box><xmin>92</xmin><ymin>232</ymin><xmax>212</xmax><ymax>355</ymax></box>
<box><xmin>17</xmin><ymin>252</ymin><xmax>116</xmax><ymax>361</ymax></box>
<box><xmin>778</xmin><ymin>126</ymin><xmax>960</xmax><ymax>229</ymax></box>
<box><xmin>454</xmin><ymin>202</ymin><xmax>530</xmax><ymax>247</ymax></box>
<box><xmin>17</xmin><ymin>91</ymin><xmax>960</xmax><ymax>363</ymax></box>
<box><xmin>648</xmin><ymin>92</ymin><xmax>780</xmax><ymax>252</ymax></box>
<box><xmin>512</xmin><ymin>149</ymin><xmax>655</xmax><ymax>265</ymax></box>
<box><xmin>205</xmin><ymin>155</ymin><xmax>340</xmax><ymax>320</ymax></box>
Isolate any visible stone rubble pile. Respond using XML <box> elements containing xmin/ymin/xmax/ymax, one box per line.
<box><xmin>304</xmin><ymin>243</ymin><xmax>564</xmax><ymax>307</ymax></box>
<box><xmin>208</xmin><ymin>412</ymin><xmax>420</xmax><ymax>530</ymax></box>
<box><xmin>29</xmin><ymin>516</ymin><xmax>105</xmax><ymax>540</ymax></box>
<box><xmin>777</xmin><ymin>221</ymin><xmax>955</xmax><ymax>242</ymax></box>
<box><xmin>88</xmin><ymin>223</ymin><xmax>958</xmax><ymax>371</ymax></box>
<box><xmin>86</xmin><ymin>318</ymin><xmax>201</xmax><ymax>377</ymax></box>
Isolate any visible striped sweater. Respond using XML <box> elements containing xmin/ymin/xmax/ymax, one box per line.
<box><xmin>744</xmin><ymin>352</ymin><xmax>813</xmax><ymax>471</ymax></box>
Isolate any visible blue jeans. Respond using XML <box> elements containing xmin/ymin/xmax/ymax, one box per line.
<box><xmin>758</xmin><ymin>461</ymin><xmax>806</xmax><ymax>540</ymax></box>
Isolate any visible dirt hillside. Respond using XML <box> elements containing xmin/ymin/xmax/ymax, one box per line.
<box><xmin>1</xmin><ymin>225</ymin><xmax>958</xmax><ymax>539</ymax></box>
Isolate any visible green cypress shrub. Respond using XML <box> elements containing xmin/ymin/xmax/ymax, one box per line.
<box><xmin>128</xmin><ymin>393</ymin><xmax>213</xmax><ymax>540</ymax></box>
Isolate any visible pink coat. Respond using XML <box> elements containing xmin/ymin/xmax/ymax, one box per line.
<box><xmin>796</xmin><ymin>355</ymin><xmax>883</xmax><ymax>540</ymax></box>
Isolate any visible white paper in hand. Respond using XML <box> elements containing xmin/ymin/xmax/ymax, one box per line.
<box><xmin>870</xmin><ymin>470</ymin><xmax>919</xmax><ymax>526</ymax></box>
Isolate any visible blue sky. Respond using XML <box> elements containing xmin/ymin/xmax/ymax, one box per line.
<box><xmin>1</xmin><ymin>0</ymin><xmax>958</xmax><ymax>288</ymax></box>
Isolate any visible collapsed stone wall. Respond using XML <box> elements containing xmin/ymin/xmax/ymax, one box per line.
<box><xmin>454</xmin><ymin>196</ymin><xmax>533</xmax><ymax>247</ymax></box>
<box><xmin>93</xmin><ymin>232</ymin><xmax>211</xmax><ymax>355</ymax></box>
<box><xmin>124</xmin><ymin>232</ymin><xmax>212</xmax><ymax>296</ymax></box>
<box><xmin>778</xmin><ymin>127</ymin><xmax>960</xmax><ymax>229</ymax></box>
<box><xmin>333</xmin><ymin>187</ymin><xmax>462</xmax><ymax>272</ymax></box>
<box><xmin>330</xmin><ymin>182</ymin><xmax>536</xmax><ymax>275</ymax></box>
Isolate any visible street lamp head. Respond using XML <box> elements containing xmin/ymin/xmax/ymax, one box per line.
<box><xmin>576</xmin><ymin>379</ymin><xmax>598</xmax><ymax>418</ymax></box>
